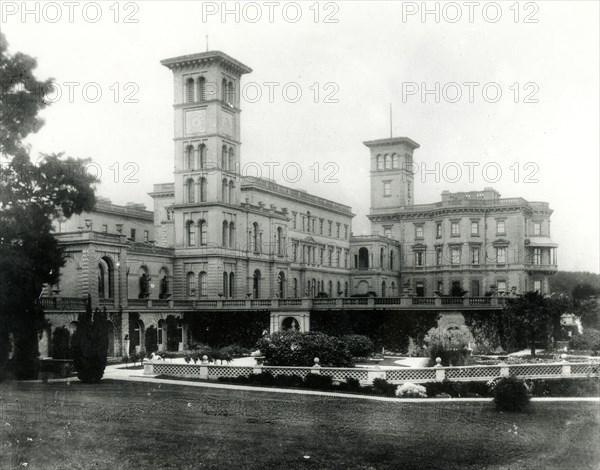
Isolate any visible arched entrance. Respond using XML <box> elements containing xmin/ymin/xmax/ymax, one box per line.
<box><xmin>281</xmin><ymin>317</ymin><xmax>300</xmax><ymax>331</ymax></box>
<box><xmin>358</xmin><ymin>247</ymin><xmax>369</xmax><ymax>269</ymax></box>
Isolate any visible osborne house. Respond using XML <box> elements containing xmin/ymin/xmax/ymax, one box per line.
<box><xmin>39</xmin><ymin>50</ymin><xmax>558</xmax><ymax>358</ymax></box>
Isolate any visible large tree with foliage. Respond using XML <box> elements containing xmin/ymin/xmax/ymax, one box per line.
<box><xmin>0</xmin><ymin>33</ymin><xmax>97</xmax><ymax>379</ymax></box>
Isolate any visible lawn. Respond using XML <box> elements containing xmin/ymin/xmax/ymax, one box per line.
<box><xmin>0</xmin><ymin>380</ymin><xmax>598</xmax><ymax>469</ymax></box>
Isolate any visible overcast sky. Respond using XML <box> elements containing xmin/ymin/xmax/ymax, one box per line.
<box><xmin>3</xmin><ymin>1</ymin><xmax>598</xmax><ymax>273</ymax></box>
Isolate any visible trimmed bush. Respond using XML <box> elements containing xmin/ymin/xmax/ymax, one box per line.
<box><xmin>568</xmin><ymin>329</ymin><xmax>600</xmax><ymax>352</ymax></box>
<box><xmin>341</xmin><ymin>335</ymin><xmax>374</xmax><ymax>358</ymax></box>
<box><xmin>72</xmin><ymin>303</ymin><xmax>108</xmax><ymax>383</ymax></box>
<box><xmin>256</xmin><ymin>330</ymin><xmax>353</xmax><ymax>367</ymax></box>
<box><xmin>491</xmin><ymin>377</ymin><xmax>531</xmax><ymax>412</ymax></box>
<box><xmin>273</xmin><ymin>374</ymin><xmax>304</xmax><ymax>388</ymax></box>
<box><xmin>372</xmin><ymin>378</ymin><xmax>396</xmax><ymax>397</ymax></box>
<box><xmin>51</xmin><ymin>327</ymin><xmax>71</xmax><ymax>359</ymax></box>
<box><xmin>395</xmin><ymin>383</ymin><xmax>427</xmax><ymax>398</ymax></box>
<box><xmin>248</xmin><ymin>371</ymin><xmax>275</xmax><ymax>386</ymax></box>
<box><xmin>304</xmin><ymin>373</ymin><xmax>333</xmax><ymax>390</ymax></box>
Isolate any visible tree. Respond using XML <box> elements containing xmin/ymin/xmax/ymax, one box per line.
<box><xmin>504</xmin><ymin>292</ymin><xmax>566</xmax><ymax>356</ymax></box>
<box><xmin>72</xmin><ymin>296</ymin><xmax>108</xmax><ymax>383</ymax></box>
<box><xmin>0</xmin><ymin>32</ymin><xmax>98</xmax><ymax>379</ymax></box>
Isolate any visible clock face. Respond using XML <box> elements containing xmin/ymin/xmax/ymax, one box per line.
<box><xmin>185</xmin><ymin>109</ymin><xmax>206</xmax><ymax>135</ymax></box>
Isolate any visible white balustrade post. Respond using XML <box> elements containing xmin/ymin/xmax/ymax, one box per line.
<box><xmin>561</xmin><ymin>354</ymin><xmax>571</xmax><ymax>376</ymax></box>
<box><xmin>199</xmin><ymin>355</ymin><xmax>209</xmax><ymax>380</ymax></box>
<box><xmin>143</xmin><ymin>361</ymin><xmax>154</xmax><ymax>375</ymax></box>
<box><xmin>311</xmin><ymin>357</ymin><xmax>321</xmax><ymax>375</ymax></box>
<box><xmin>434</xmin><ymin>357</ymin><xmax>445</xmax><ymax>382</ymax></box>
<box><xmin>499</xmin><ymin>362</ymin><xmax>509</xmax><ymax>377</ymax></box>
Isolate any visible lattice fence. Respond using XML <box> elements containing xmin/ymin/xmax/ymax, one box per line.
<box><xmin>208</xmin><ymin>366</ymin><xmax>253</xmax><ymax>379</ymax></box>
<box><xmin>387</xmin><ymin>368</ymin><xmax>437</xmax><ymax>383</ymax></box>
<box><xmin>262</xmin><ymin>367</ymin><xmax>312</xmax><ymax>378</ymax></box>
<box><xmin>446</xmin><ymin>366</ymin><xmax>501</xmax><ymax>380</ymax></box>
<box><xmin>153</xmin><ymin>363</ymin><xmax>199</xmax><ymax>378</ymax></box>
<box><xmin>509</xmin><ymin>364</ymin><xmax>563</xmax><ymax>377</ymax></box>
<box><xmin>324</xmin><ymin>369</ymin><xmax>369</xmax><ymax>382</ymax></box>
<box><xmin>570</xmin><ymin>364</ymin><xmax>600</xmax><ymax>376</ymax></box>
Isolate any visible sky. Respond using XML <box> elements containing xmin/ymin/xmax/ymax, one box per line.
<box><xmin>2</xmin><ymin>0</ymin><xmax>599</xmax><ymax>273</ymax></box>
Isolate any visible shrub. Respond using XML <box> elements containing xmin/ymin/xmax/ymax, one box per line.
<box><xmin>395</xmin><ymin>383</ymin><xmax>427</xmax><ymax>398</ymax></box>
<box><xmin>248</xmin><ymin>371</ymin><xmax>275</xmax><ymax>386</ymax></box>
<box><xmin>425</xmin><ymin>326</ymin><xmax>472</xmax><ymax>366</ymax></box>
<box><xmin>273</xmin><ymin>374</ymin><xmax>304</xmax><ymax>388</ymax></box>
<box><xmin>341</xmin><ymin>335</ymin><xmax>374</xmax><ymax>358</ymax></box>
<box><xmin>372</xmin><ymin>378</ymin><xmax>396</xmax><ymax>396</ymax></box>
<box><xmin>51</xmin><ymin>327</ymin><xmax>71</xmax><ymax>359</ymax></box>
<box><xmin>256</xmin><ymin>330</ymin><xmax>353</xmax><ymax>367</ymax></box>
<box><xmin>569</xmin><ymin>329</ymin><xmax>600</xmax><ymax>352</ymax></box>
<box><xmin>491</xmin><ymin>377</ymin><xmax>531</xmax><ymax>412</ymax></box>
<box><xmin>72</xmin><ymin>303</ymin><xmax>108</xmax><ymax>383</ymax></box>
<box><xmin>345</xmin><ymin>377</ymin><xmax>361</xmax><ymax>391</ymax></box>
<box><xmin>304</xmin><ymin>373</ymin><xmax>333</xmax><ymax>390</ymax></box>
<box><xmin>218</xmin><ymin>344</ymin><xmax>251</xmax><ymax>358</ymax></box>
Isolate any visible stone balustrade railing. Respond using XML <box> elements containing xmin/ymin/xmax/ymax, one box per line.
<box><xmin>143</xmin><ymin>359</ymin><xmax>599</xmax><ymax>385</ymax></box>
<box><xmin>40</xmin><ymin>296</ymin><xmax>508</xmax><ymax>311</ymax></box>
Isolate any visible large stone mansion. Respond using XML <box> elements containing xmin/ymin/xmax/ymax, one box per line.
<box><xmin>41</xmin><ymin>50</ymin><xmax>558</xmax><ymax>357</ymax></box>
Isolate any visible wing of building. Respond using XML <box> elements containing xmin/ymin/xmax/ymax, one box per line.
<box><xmin>40</xmin><ymin>50</ymin><xmax>557</xmax><ymax>358</ymax></box>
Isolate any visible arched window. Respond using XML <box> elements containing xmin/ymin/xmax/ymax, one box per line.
<box><xmin>186</xmin><ymin>178</ymin><xmax>195</xmax><ymax>204</ymax></box>
<box><xmin>186</xmin><ymin>272</ymin><xmax>196</xmax><ymax>297</ymax></box>
<box><xmin>384</xmin><ymin>154</ymin><xmax>391</xmax><ymax>170</ymax></box>
<box><xmin>200</xmin><ymin>177</ymin><xmax>207</xmax><ymax>202</ymax></box>
<box><xmin>221</xmin><ymin>78</ymin><xmax>227</xmax><ymax>101</ymax></box>
<box><xmin>197</xmin><ymin>76</ymin><xmax>206</xmax><ymax>102</ymax></box>
<box><xmin>221</xmin><ymin>145</ymin><xmax>228</xmax><ymax>171</ymax></box>
<box><xmin>358</xmin><ymin>247</ymin><xmax>369</xmax><ymax>269</ymax></box>
<box><xmin>312</xmin><ymin>279</ymin><xmax>316</xmax><ymax>297</ymax></box>
<box><xmin>253</xmin><ymin>222</ymin><xmax>259</xmax><ymax>253</ymax></box>
<box><xmin>222</xmin><ymin>272</ymin><xmax>228</xmax><ymax>297</ymax></box>
<box><xmin>222</xmin><ymin>178</ymin><xmax>228</xmax><ymax>203</ymax></box>
<box><xmin>390</xmin><ymin>251</ymin><xmax>395</xmax><ymax>270</ymax></box>
<box><xmin>328</xmin><ymin>280</ymin><xmax>333</xmax><ymax>297</ymax></box>
<box><xmin>380</xmin><ymin>248</ymin><xmax>385</xmax><ymax>268</ymax></box>
<box><xmin>157</xmin><ymin>320</ymin><xmax>165</xmax><ymax>346</ymax></box>
<box><xmin>186</xmin><ymin>78</ymin><xmax>194</xmax><ymax>103</ymax></box>
<box><xmin>198</xmin><ymin>271</ymin><xmax>207</xmax><ymax>297</ymax></box>
<box><xmin>199</xmin><ymin>144</ymin><xmax>207</xmax><ymax>169</ymax></box>
<box><xmin>186</xmin><ymin>220</ymin><xmax>196</xmax><ymax>246</ymax></box>
<box><xmin>186</xmin><ymin>145</ymin><xmax>194</xmax><ymax>170</ymax></box>
<box><xmin>278</xmin><ymin>271</ymin><xmax>285</xmax><ymax>298</ymax></box>
<box><xmin>391</xmin><ymin>281</ymin><xmax>396</xmax><ymax>296</ymax></box>
<box><xmin>98</xmin><ymin>262</ymin><xmax>105</xmax><ymax>298</ymax></box>
<box><xmin>344</xmin><ymin>282</ymin><xmax>348</xmax><ymax>297</ymax></box>
<box><xmin>228</xmin><ymin>180</ymin><xmax>235</xmax><ymax>204</ymax></box>
<box><xmin>293</xmin><ymin>278</ymin><xmax>298</xmax><ymax>298</ymax></box>
<box><xmin>159</xmin><ymin>267</ymin><xmax>169</xmax><ymax>299</ymax></box>
<box><xmin>253</xmin><ymin>269</ymin><xmax>261</xmax><ymax>299</ymax></box>
<box><xmin>229</xmin><ymin>222</ymin><xmax>235</xmax><ymax>248</ymax></box>
<box><xmin>228</xmin><ymin>148</ymin><xmax>235</xmax><ymax>173</ymax></box>
<box><xmin>222</xmin><ymin>221</ymin><xmax>228</xmax><ymax>248</ymax></box>
<box><xmin>392</xmin><ymin>153</ymin><xmax>399</xmax><ymax>169</ymax></box>
<box><xmin>199</xmin><ymin>219</ymin><xmax>207</xmax><ymax>245</ymax></box>
<box><xmin>377</xmin><ymin>155</ymin><xmax>383</xmax><ymax>170</ymax></box>
<box><xmin>229</xmin><ymin>272</ymin><xmax>235</xmax><ymax>298</ymax></box>
<box><xmin>337</xmin><ymin>281</ymin><xmax>341</xmax><ymax>296</ymax></box>
<box><xmin>138</xmin><ymin>266</ymin><xmax>150</xmax><ymax>299</ymax></box>
<box><xmin>382</xmin><ymin>281</ymin><xmax>387</xmax><ymax>298</ymax></box>
<box><xmin>98</xmin><ymin>257</ymin><xmax>114</xmax><ymax>299</ymax></box>
<box><xmin>276</xmin><ymin>227</ymin><xmax>283</xmax><ymax>256</ymax></box>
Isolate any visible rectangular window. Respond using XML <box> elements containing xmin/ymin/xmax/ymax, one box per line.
<box><xmin>102</xmin><ymin>224</ymin><xmax>108</xmax><ymax>233</ymax></box>
<box><xmin>130</xmin><ymin>228</ymin><xmax>136</xmax><ymax>241</ymax></box>
<box><xmin>383</xmin><ymin>182</ymin><xmax>391</xmax><ymax>197</ymax></box>
<box><xmin>312</xmin><ymin>219</ymin><xmax>316</xmax><ymax>233</ymax></box>
<box><xmin>470</xmin><ymin>247</ymin><xmax>480</xmax><ymax>264</ymax></box>
<box><xmin>451</xmin><ymin>221</ymin><xmax>460</xmax><ymax>236</ymax></box>
<box><xmin>292</xmin><ymin>213</ymin><xmax>297</xmax><ymax>229</ymax></box>
<box><xmin>415</xmin><ymin>251</ymin><xmax>424</xmax><ymax>267</ymax></box>
<box><xmin>436</xmin><ymin>280</ymin><xmax>444</xmax><ymax>294</ymax></box>
<box><xmin>451</xmin><ymin>247</ymin><xmax>461</xmax><ymax>265</ymax></box>
<box><xmin>384</xmin><ymin>227</ymin><xmax>392</xmax><ymax>238</ymax></box>
<box><xmin>471</xmin><ymin>221</ymin><xmax>479</xmax><ymax>236</ymax></box>
<box><xmin>497</xmin><ymin>220</ymin><xmax>506</xmax><ymax>235</ymax></box>
<box><xmin>436</xmin><ymin>248</ymin><xmax>443</xmax><ymax>266</ymax></box>
<box><xmin>344</xmin><ymin>225</ymin><xmax>348</xmax><ymax>239</ymax></box>
<box><xmin>415</xmin><ymin>225</ymin><xmax>424</xmax><ymax>239</ymax></box>
<box><xmin>533</xmin><ymin>221</ymin><xmax>541</xmax><ymax>235</ymax></box>
<box><xmin>144</xmin><ymin>230</ymin><xmax>149</xmax><ymax>243</ymax></box>
<box><xmin>328</xmin><ymin>221</ymin><xmax>332</xmax><ymax>236</ymax></box>
<box><xmin>496</xmin><ymin>247</ymin><xmax>507</xmax><ymax>264</ymax></box>
<box><xmin>336</xmin><ymin>223</ymin><xmax>340</xmax><ymax>238</ymax></box>
<box><xmin>436</xmin><ymin>222</ymin><xmax>442</xmax><ymax>238</ymax></box>
<box><xmin>497</xmin><ymin>280</ymin><xmax>507</xmax><ymax>294</ymax></box>
<box><xmin>534</xmin><ymin>280</ymin><xmax>542</xmax><ymax>292</ymax></box>
<box><xmin>533</xmin><ymin>248</ymin><xmax>541</xmax><ymax>265</ymax></box>
<box><xmin>319</xmin><ymin>219</ymin><xmax>323</xmax><ymax>234</ymax></box>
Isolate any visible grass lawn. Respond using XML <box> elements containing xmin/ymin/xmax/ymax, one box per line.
<box><xmin>0</xmin><ymin>380</ymin><xmax>598</xmax><ymax>469</ymax></box>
